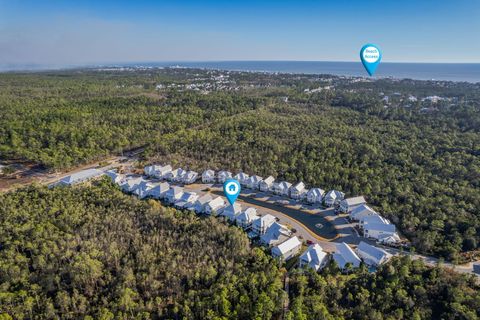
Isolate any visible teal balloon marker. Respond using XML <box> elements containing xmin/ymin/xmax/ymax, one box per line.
<box><xmin>360</xmin><ymin>44</ymin><xmax>382</xmax><ymax>76</ymax></box>
<box><xmin>223</xmin><ymin>178</ymin><xmax>241</xmax><ymax>205</ymax></box>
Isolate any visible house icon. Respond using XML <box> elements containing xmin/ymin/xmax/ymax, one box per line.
<box><xmin>229</xmin><ymin>184</ymin><xmax>236</xmax><ymax>192</ymax></box>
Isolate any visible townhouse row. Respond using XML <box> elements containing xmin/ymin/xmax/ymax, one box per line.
<box><xmin>145</xmin><ymin>165</ymin><xmax>345</xmax><ymax>206</ymax></box>
<box><xmin>53</xmin><ymin>165</ymin><xmax>401</xmax><ymax>247</ymax></box>
<box><xmin>107</xmin><ymin>170</ymin><xmax>304</xmax><ymax>261</ymax></box>
<box><xmin>145</xmin><ymin>166</ymin><xmax>400</xmax><ymax>245</ymax></box>
<box><xmin>107</xmin><ymin>169</ymin><xmax>393</xmax><ymax>271</ymax></box>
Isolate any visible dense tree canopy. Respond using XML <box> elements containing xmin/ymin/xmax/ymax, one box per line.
<box><xmin>0</xmin><ymin>182</ymin><xmax>479</xmax><ymax>319</ymax></box>
<box><xmin>155</xmin><ymin>102</ymin><xmax>480</xmax><ymax>260</ymax></box>
<box><xmin>0</xmin><ymin>181</ymin><xmax>284</xmax><ymax>319</ymax></box>
<box><xmin>287</xmin><ymin>256</ymin><xmax>480</xmax><ymax>320</ymax></box>
<box><xmin>0</xmin><ymin>69</ymin><xmax>479</xmax><ymax>261</ymax></box>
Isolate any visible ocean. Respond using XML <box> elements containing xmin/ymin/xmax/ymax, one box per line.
<box><xmin>2</xmin><ymin>61</ymin><xmax>480</xmax><ymax>83</ymax></box>
<box><xmin>130</xmin><ymin>61</ymin><xmax>480</xmax><ymax>83</ymax></box>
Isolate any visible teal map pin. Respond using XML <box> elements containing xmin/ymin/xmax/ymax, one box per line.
<box><xmin>223</xmin><ymin>179</ymin><xmax>241</xmax><ymax>205</ymax></box>
<box><xmin>360</xmin><ymin>44</ymin><xmax>382</xmax><ymax>76</ymax></box>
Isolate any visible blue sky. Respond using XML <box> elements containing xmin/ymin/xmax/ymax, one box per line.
<box><xmin>0</xmin><ymin>0</ymin><xmax>479</xmax><ymax>65</ymax></box>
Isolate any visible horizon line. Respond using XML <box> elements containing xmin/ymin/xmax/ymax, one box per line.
<box><xmin>2</xmin><ymin>60</ymin><xmax>480</xmax><ymax>73</ymax></box>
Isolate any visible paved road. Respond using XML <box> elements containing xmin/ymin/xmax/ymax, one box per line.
<box><xmin>4</xmin><ymin>158</ymin><xmax>479</xmax><ymax>278</ymax></box>
<box><xmin>180</xmin><ymin>183</ymin><xmax>479</xmax><ymax>277</ymax></box>
<box><xmin>184</xmin><ymin>183</ymin><xmax>339</xmax><ymax>251</ymax></box>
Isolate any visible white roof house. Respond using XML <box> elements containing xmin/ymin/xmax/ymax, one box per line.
<box><xmin>133</xmin><ymin>181</ymin><xmax>155</xmax><ymax>199</ymax></box>
<box><xmin>105</xmin><ymin>170</ymin><xmax>125</xmax><ymax>185</ymax></box>
<box><xmin>271</xmin><ymin>236</ymin><xmax>302</xmax><ymax>261</ymax></box>
<box><xmin>105</xmin><ymin>170</ymin><xmax>124</xmax><ymax>184</ymax></box>
<box><xmin>217</xmin><ymin>170</ymin><xmax>232</xmax><ymax>183</ymax></box>
<box><xmin>58</xmin><ymin>169</ymin><xmax>104</xmax><ymax>186</ymax></box>
<box><xmin>377</xmin><ymin>233</ymin><xmax>401</xmax><ymax>245</ymax></box>
<box><xmin>182</xmin><ymin>170</ymin><xmax>198</xmax><ymax>184</ymax></box>
<box><xmin>259</xmin><ymin>176</ymin><xmax>275</xmax><ymax>192</ymax></box>
<box><xmin>360</xmin><ymin>214</ymin><xmax>390</xmax><ymax>227</ymax></box>
<box><xmin>260</xmin><ymin>222</ymin><xmax>291</xmax><ymax>247</ymax></box>
<box><xmin>221</xmin><ymin>203</ymin><xmax>243</xmax><ymax>221</ymax></box>
<box><xmin>148</xmin><ymin>182</ymin><xmax>170</xmax><ymax>199</ymax></box>
<box><xmin>364</xmin><ymin>223</ymin><xmax>397</xmax><ymax>241</ymax></box>
<box><xmin>408</xmin><ymin>95</ymin><xmax>418</xmax><ymax>102</ymax></box>
<box><xmin>332</xmin><ymin>242</ymin><xmax>361</xmax><ymax>270</ymax></box>
<box><xmin>299</xmin><ymin>244</ymin><xmax>329</xmax><ymax>271</ymax></box>
<box><xmin>164</xmin><ymin>168</ymin><xmax>178</xmax><ymax>181</ymax></box>
<box><xmin>172</xmin><ymin>168</ymin><xmax>187</xmax><ymax>182</ymax></box>
<box><xmin>201</xmin><ymin>170</ymin><xmax>215</xmax><ymax>183</ymax></box>
<box><xmin>191</xmin><ymin>194</ymin><xmax>213</xmax><ymax>213</ymax></box>
<box><xmin>204</xmin><ymin>197</ymin><xmax>226</xmax><ymax>215</ymax></box>
<box><xmin>290</xmin><ymin>182</ymin><xmax>307</xmax><ymax>200</ymax></box>
<box><xmin>144</xmin><ymin>164</ymin><xmax>162</xmax><ymax>177</ymax></box>
<box><xmin>234</xmin><ymin>172</ymin><xmax>250</xmax><ymax>185</ymax></box>
<box><xmin>339</xmin><ymin>196</ymin><xmax>367</xmax><ymax>213</ymax></box>
<box><xmin>356</xmin><ymin>241</ymin><xmax>391</xmax><ymax>266</ymax></box>
<box><xmin>154</xmin><ymin>165</ymin><xmax>172</xmax><ymax>179</ymax></box>
<box><xmin>245</xmin><ymin>175</ymin><xmax>263</xmax><ymax>189</ymax></box>
<box><xmin>165</xmin><ymin>186</ymin><xmax>184</xmax><ymax>204</ymax></box>
<box><xmin>324</xmin><ymin>190</ymin><xmax>345</xmax><ymax>207</ymax></box>
<box><xmin>273</xmin><ymin>181</ymin><xmax>292</xmax><ymax>196</ymax></box>
<box><xmin>120</xmin><ymin>176</ymin><xmax>145</xmax><ymax>193</ymax></box>
<box><xmin>165</xmin><ymin>168</ymin><xmax>184</xmax><ymax>182</ymax></box>
<box><xmin>235</xmin><ymin>207</ymin><xmax>260</xmax><ymax>229</ymax></box>
<box><xmin>349</xmin><ymin>204</ymin><xmax>377</xmax><ymax>221</ymax></box>
<box><xmin>252</xmin><ymin>214</ymin><xmax>277</xmax><ymax>235</ymax></box>
<box><xmin>174</xmin><ymin>192</ymin><xmax>199</xmax><ymax>208</ymax></box>
<box><xmin>306</xmin><ymin>188</ymin><xmax>325</xmax><ymax>204</ymax></box>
